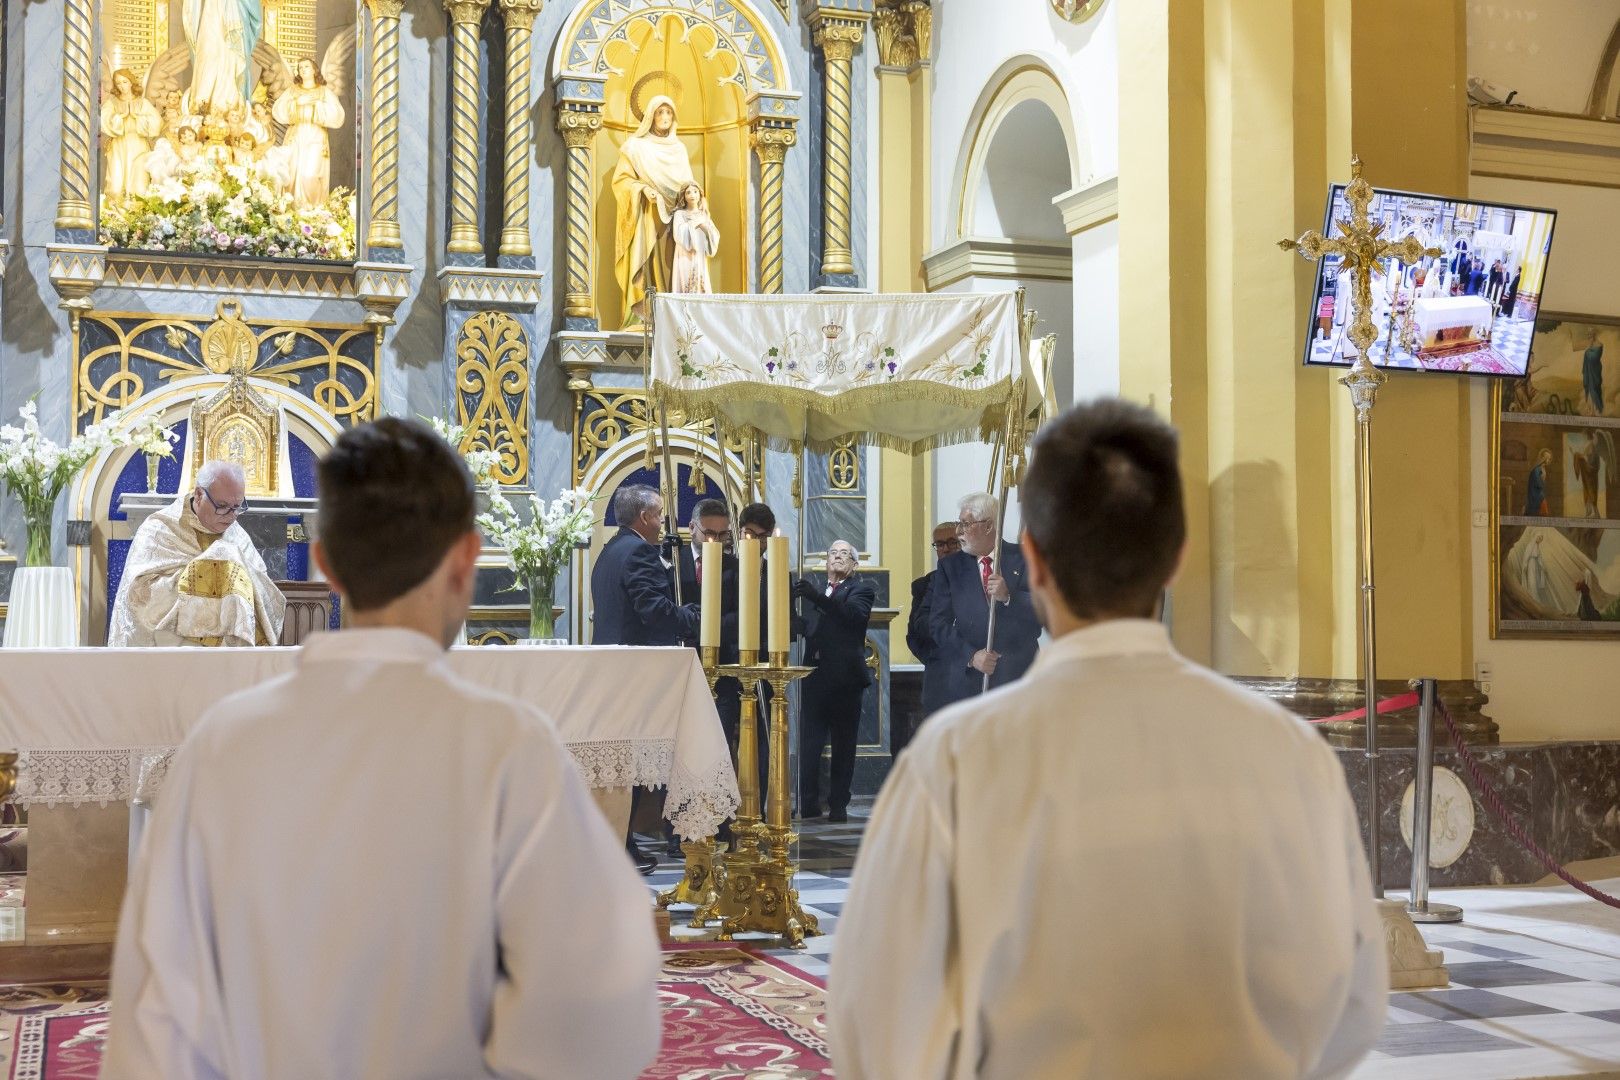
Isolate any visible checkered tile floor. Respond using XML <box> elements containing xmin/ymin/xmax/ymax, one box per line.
<box><xmin>648</xmin><ymin>800</ymin><xmax>1620</xmax><ymax>1078</ymax></box>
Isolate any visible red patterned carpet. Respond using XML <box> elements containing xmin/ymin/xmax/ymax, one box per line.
<box><xmin>3</xmin><ymin>946</ymin><xmax>828</xmax><ymax>1079</ymax></box>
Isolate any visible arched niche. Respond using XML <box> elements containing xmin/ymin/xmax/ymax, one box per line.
<box><xmin>69</xmin><ymin>379</ymin><xmax>344</xmax><ymax>644</ymax></box>
<box><xmin>951</xmin><ymin>58</ymin><xmax>1083</xmax><ymax>244</ymax></box>
<box><xmin>551</xmin><ymin>0</ymin><xmax>794</xmax><ymax>329</ymax></box>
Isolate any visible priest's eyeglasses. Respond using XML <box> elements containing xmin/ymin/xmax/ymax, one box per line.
<box><xmin>199</xmin><ymin>489</ymin><xmax>251</xmax><ymax>516</ymax></box>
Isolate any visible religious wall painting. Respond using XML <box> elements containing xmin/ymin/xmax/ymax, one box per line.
<box><xmin>591</xmin><ymin>8</ymin><xmax>765</xmax><ymax>328</ymax></box>
<box><xmin>1493</xmin><ymin>314</ymin><xmax>1620</xmax><ymax>638</ymax></box>
<box><xmin>96</xmin><ymin>0</ymin><xmax>358</xmax><ymax>261</ymax></box>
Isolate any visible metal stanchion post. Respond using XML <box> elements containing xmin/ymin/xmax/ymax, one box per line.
<box><xmin>1407</xmin><ymin>677</ymin><xmax>1463</xmax><ymax>923</ymax></box>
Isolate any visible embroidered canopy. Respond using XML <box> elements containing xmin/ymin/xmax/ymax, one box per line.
<box><xmin>649</xmin><ymin>291</ymin><xmax>1036</xmax><ymax>453</ymax></box>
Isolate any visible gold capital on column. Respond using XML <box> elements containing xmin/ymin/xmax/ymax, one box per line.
<box><xmin>557</xmin><ymin>107</ymin><xmax>602</xmax><ymax>318</ymax></box>
<box><xmin>499</xmin><ymin>0</ymin><xmax>542</xmax><ymax>31</ymax></box>
<box><xmin>445</xmin><ymin>0</ymin><xmax>490</xmax><ymax>256</ymax></box>
<box><xmin>365</xmin><ymin>0</ymin><xmax>407</xmax><ymax>249</ymax></box>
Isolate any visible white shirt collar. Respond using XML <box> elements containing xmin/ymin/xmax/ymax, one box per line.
<box><xmin>1031</xmin><ymin>618</ymin><xmax>1173</xmax><ymax>672</ymax></box>
<box><xmin>299</xmin><ymin>627</ymin><xmax>448</xmax><ymax>666</ymax></box>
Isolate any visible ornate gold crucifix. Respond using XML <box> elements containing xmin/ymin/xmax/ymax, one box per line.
<box><xmin>1279</xmin><ymin>157</ymin><xmax>1441</xmax><ymax>414</ymax></box>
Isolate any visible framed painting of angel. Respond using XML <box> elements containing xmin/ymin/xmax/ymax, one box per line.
<box><xmin>1492</xmin><ymin>312</ymin><xmax>1620</xmax><ymax>638</ymax></box>
<box><xmin>96</xmin><ymin>0</ymin><xmax>357</xmax><ymax>261</ymax></box>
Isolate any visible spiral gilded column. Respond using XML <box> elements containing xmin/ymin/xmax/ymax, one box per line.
<box><xmin>55</xmin><ymin>0</ymin><xmax>97</xmax><ymax>232</ymax></box>
<box><xmin>444</xmin><ymin>0</ymin><xmax>489</xmax><ymax>256</ymax></box>
<box><xmin>557</xmin><ymin>106</ymin><xmax>602</xmax><ymax>319</ymax></box>
<box><xmin>749</xmin><ymin>123</ymin><xmax>797</xmax><ymax>295</ymax></box>
<box><xmin>808</xmin><ymin>10</ymin><xmax>869</xmax><ymax>280</ymax></box>
<box><xmin>365</xmin><ymin>0</ymin><xmax>406</xmax><ymax>251</ymax></box>
<box><xmin>498</xmin><ymin>0</ymin><xmax>542</xmax><ymax>259</ymax></box>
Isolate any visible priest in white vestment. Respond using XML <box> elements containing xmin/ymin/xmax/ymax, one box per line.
<box><xmin>830</xmin><ymin>399</ymin><xmax>1386</xmax><ymax>1080</ymax></box>
<box><xmin>104</xmin><ymin>419</ymin><xmax>661</xmax><ymax>1080</ymax></box>
<box><xmin>108</xmin><ymin>460</ymin><xmax>285</xmax><ymax>647</ymax></box>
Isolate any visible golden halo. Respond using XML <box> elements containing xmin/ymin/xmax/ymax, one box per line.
<box><xmin>630</xmin><ymin>71</ymin><xmax>684</xmax><ymax>122</ymax></box>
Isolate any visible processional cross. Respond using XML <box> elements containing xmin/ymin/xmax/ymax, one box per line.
<box><xmin>1278</xmin><ymin>157</ymin><xmax>1441</xmax><ymax>417</ymax></box>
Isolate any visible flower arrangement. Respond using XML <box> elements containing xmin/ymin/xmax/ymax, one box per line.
<box><xmin>125</xmin><ymin>414</ymin><xmax>182</xmax><ymax>493</ymax></box>
<box><xmin>99</xmin><ymin>157</ymin><xmax>356</xmax><ymax>262</ymax></box>
<box><xmin>423</xmin><ymin>416</ymin><xmax>500</xmax><ymax>488</ymax></box>
<box><xmin>0</xmin><ymin>403</ymin><xmax>170</xmax><ymax>566</ymax></box>
<box><xmin>478</xmin><ymin>488</ymin><xmax>596</xmax><ymax>640</ymax></box>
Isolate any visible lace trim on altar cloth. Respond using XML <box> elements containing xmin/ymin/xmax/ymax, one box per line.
<box><xmin>11</xmin><ymin>748</ymin><xmax>162</xmax><ymax>808</ymax></box>
<box><xmin>13</xmin><ymin>741</ymin><xmax>740</xmax><ymax>840</ymax></box>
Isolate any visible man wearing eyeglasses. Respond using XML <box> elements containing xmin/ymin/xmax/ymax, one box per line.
<box><xmin>108</xmin><ymin>459</ymin><xmax>286</xmax><ymax>647</ymax></box>
<box><xmin>926</xmin><ymin>492</ymin><xmax>1041</xmax><ymax>707</ymax></box>
<box><xmin>899</xmin><ymin>522</ymin><xmax>962</xmax><ymax>753</ymax></box>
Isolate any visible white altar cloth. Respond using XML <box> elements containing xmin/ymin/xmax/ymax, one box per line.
<box><xmin>1413</xmin><ymin>295</ymin><xmax>1491</xmax><ymax>341</ymax></box>
<box><xmin>0</xmin><ymin>644</ymin><xmax>738</xmax><ymax>839</ymax></box>
<box><xmin>4</xmin><ymin>566</ymin><xmax>77</xmax><ymax>648</ymax></box>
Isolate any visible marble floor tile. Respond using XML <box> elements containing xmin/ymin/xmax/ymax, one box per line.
<box><xmin>1373</xmin><ymin>1021</ymin><xmax>1527</xmax><ymax>1057</ymax></box>
<box><xmin>1487</xmin><ymin>981</ymin><xmax>1620</xmax><ymax>1013</ymax></box>
<box><xmin>1393</xmin><ymin>988</ymin><xmax>1561</xmax><ymax>1021</ymax></box>
<box><xmin>1447</xmin><ymin>961</ymin><xmax>1587</xmax><ymax>988</ymax></box>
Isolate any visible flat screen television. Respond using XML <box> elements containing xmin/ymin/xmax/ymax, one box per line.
<box><xmin>1301</xmin><ymin>185</ymin><xmax>1557</xmax><ymax>377</ymax></box>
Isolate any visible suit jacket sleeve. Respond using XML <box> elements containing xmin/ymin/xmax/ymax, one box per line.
<box><xmin>624</xmin><ymin>543</ymin><xmax>699</xmax><ymax>641</ymax></box>
<box><xmin>802</xmin><ymin>577</ymin><xmax>876</xmax><ymax>629</ymax></box>
<box><xmin>906</xmin><ymin>576</ymin><xmax>935</xmax><ymax>663</ymax></box>
<box><xmin>996</xmin><ymin>553</ymin><xmax>1041</xmax><ymax>651</ymax></box>
<box><xmin>928</xmin><ymin>564</ymin><xmax>977</xmax><ymax>676</ymax></box>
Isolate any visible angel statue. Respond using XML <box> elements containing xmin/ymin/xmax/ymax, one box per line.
<box><xmin>182</xmin><ymin>0</ymin><xmax>263</xmax><ymax>117</ymax></box>
<box><xmin>101</xmin><ymin>68</ymin><xmax>162</xmax><ymax>199</ymax></box>
<box><xmin>272</xmin><ymin>56</ymin><xmax>345</xmax><ymax>207</ymax></box>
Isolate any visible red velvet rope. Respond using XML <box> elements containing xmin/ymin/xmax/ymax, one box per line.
<box><xmin>1436</xmin><ymin>699</ymin><xmax>1620</xmax><ymax>910</ymax></box>
<box><xmin>1305</xmin><ymin>691</ymin><xmax>1421</xmax><ymax>725</ymax></box>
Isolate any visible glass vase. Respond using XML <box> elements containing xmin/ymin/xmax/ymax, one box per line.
<box><xmin>145</xmin><ymin>452</ymin><xmax>161</xmax><ymax>493</ymax></box>
<box><xmin>22</xmin><ymin>501</ymin><xmax>53</xmax><ymax>568</ymax></box>
<box><xmin>528</xmin><ymin>574</ymin><xmax>556</xmax><ymax>641</ymax></box>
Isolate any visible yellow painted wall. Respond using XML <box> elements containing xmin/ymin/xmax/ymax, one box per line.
<box><xmin>1117</xmin><ymin>0</ymin><xmax>1472</xmax><ymax>680</ymax></box>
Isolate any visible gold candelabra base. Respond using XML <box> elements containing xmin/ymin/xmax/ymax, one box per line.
<box><xmin>656</xmin><ymin>836</ymin><xmax>726</xmax><ymax>924</ymax></box>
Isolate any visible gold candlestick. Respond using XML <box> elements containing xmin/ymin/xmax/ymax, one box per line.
<box><xmin>657</xmin><ymin>647</ymin><xmax>727</xmax><ymax>922</ymax></box>
<box><xmin>718</xmin><ymin>661</ymin><xmax>820</xmax><ymax>948</ymax></box>
<box><xmin>695</xmin><ymin>659</ymin><xmax>768</xmax><ymax>927</ymax></box>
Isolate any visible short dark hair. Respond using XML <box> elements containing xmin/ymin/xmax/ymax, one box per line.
<box><xmin>1021</xmin><ymin>399</ymin><xmax>1185</xmax><ymax>619</ymax></box>
<box><xmin>317</xmin><ymin>417</ymin><xmax>475</xmax><ymax>611</ymax></box>
<box><xmin>691</xmin><ymin>497</ymin><xmax>729</xmax><ymax>524</ymax></box>
<box><xmin>739</xmin><ymin>502</ymin><xmax>775</xmax><ymax>533</ymax></box>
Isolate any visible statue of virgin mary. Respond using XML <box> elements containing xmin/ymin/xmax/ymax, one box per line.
<box><xmin>612</xmin><ymin>94</ymin><xmax>697</xmax><ymax>325</ymax></box>
<box><xmin>183</xmin><ymin>0</ymin><xmax>263</xmax><ymax>117</ymax></box>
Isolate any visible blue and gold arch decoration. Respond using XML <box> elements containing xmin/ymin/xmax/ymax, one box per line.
<box><xmin>555</xmin><ymin>0</ymin><xmax>790</xmax><ymax>94</ymax></box>
<box><xmin>74</xmin><ymin>303</ymin><xmax>379</xmax><ymax>433</ymax></box>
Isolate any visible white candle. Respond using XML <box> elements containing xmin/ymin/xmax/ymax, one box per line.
<box><xmin>767</xmin><ymin>535</ymin><xmax>790</xmax><ymax>655</ymax></box>
<box><xmin>699</xmin><ymin>539</ymin><xmax>721</xmax><ymax>650</ymax></box>
<box><xmin>737</xmin><ymin>538</ymin><xmax>761</xmax><ymax>654</ymax></box>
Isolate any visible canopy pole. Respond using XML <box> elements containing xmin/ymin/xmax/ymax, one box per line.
<box><xmin>647</xmin><ymin>288</ymin><xmax>684</xmax><ymax>606</ymax></box>
<box><xmin>981</xmin><ymin>292</ymin><xmax>1034</xmax><ymax>694</ymax></box>
<box><xmin>981</xmin><ymin>421</ymin><xmax>1011</xmax><ymax>694</ymax></box>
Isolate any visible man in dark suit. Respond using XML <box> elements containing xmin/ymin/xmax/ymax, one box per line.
<box><xmin>898</xmin><ymin>521</ymin><xmax>962</xmax><ymax>755</ymax></box>
<box><xmin>928</xmin><ymin>491</ymin><xmax>1041</xmax><ymax>708</ymax></box>
<box><xmin>793</xmin><ymin>539</ymin><xmax>875</xmax><ymax>823</ymax></box>
<box><xmin>591</xmin><ymin>483</ymin><xmax>699</xmax><ymax>871</ymax></box>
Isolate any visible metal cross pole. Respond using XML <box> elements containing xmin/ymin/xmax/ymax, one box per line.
<box><xmin>1407</xmin><ymin>677</ymin><xmax>1463</xmax><ymax>923</ymax></box>
<box><xmin>1281</xmin><ymin>156</ymin><xmax>1440</xmax><ymax>899</ymax></box>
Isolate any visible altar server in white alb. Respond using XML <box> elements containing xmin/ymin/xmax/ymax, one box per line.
<box><xmin>107</xmin><ymin>459</ymin><xmax>285</xmax><ymax>647</ymax></box>
<box><xmin>830</xmin><ymin>399</ymin><xmax>1386</xmax><ymax>1080</ymax></box>
<box><xmin>105</xmin><ymin>419</ymin><xmax>661</xmax><ymax>1080</ymax></box>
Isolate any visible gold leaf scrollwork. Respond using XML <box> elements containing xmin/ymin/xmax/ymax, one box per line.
<box><xmin>828</xmin><ymin>434</ymin><xmax>860</xmax><ymax>490</ymax></box>
<box><xmin>573</xmin><ymin>389</ymin><xmax>761</xmax><ymax>488</ymax></box>
<box><xmin>455</xmin><ymin>311</ymin><xmax>531</xmax><ymax>486</ymax></box>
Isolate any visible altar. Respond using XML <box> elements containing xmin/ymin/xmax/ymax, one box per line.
<box><xmin>1413</xmin><ymin>294</ymin><xmax>1492</xmax><ymax>358</ymax></box>
<box><xmin>0</xmin><ymin>645</ymin><xmax>735</xmax><ymax>949</ymax></box>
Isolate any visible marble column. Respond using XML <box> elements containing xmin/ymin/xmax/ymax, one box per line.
<box><xmin>555</xmin><ymin>78</ymin><xmax>606</xmax><ymax>328</ymax></box>
<box><xmin>55</xmin><ymin>0</ymin><xmax>97</xmax><ymax>234</ymax></box>
<box><xmin>806</xmin><ymin>6</ymin><xmax>872</xmax><ymax>283</ymax></box>
<box><xmin>444</xmin><ymin>0</ymin><xmax>490</xmax><ymax>258</ymax></box>
<box><xmin>748</xmin><ymin>94</ymin><xmax>800</xmax><ymax>295</ymax></box>
<box><xmin>498</xmin><ymin>0</ymin><xmax>543</xmax><ymax>261</ymax></box>
<box><xmin>364</xmin><ymin>0</ymin><xmax>407</xmax><ymax>253</ymax></box>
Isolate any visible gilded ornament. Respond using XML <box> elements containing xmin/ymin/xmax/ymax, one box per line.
<box><xmin>366</xmin><ymin>0</ymin><xmax>406</xmax><ymax>17</ymax></box>
<box><xmin>828</xmin><ymin>435</ymin><xmax>860</xmax><ymax>490</ymax></box>
<box><xmin>1051</xmin><ymin>0</ymin><xmax>1106</xmax><ymax>22</ymax></box>
<box><xmin>873</xmin><ymin>5</ymin><xmax>920</xmax><ymax>69</ymax></box>
<box><xmin>498</xmin><ymin>0</ymin><xmax>543</xmax><ymax>31</ymax></box>
<box><xmin>443</xmin><ymin>0</ymin><xmax>489</xmax><ymax>23</ymax></box>
<box><xmin>455</xmin><ymin>312</ymin><xmax>532</xmax><ymax>485</ymax></box>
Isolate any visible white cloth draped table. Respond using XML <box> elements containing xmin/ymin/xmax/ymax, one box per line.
<box><xmin>4</xmin><ymin>567</ymin><xmax>78</xmax><ymax>648</ymax></box>
<box><xmin>0</xmin><ymin>644</ymin><xmax>738</xmax><ymax>840</ymax></box>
